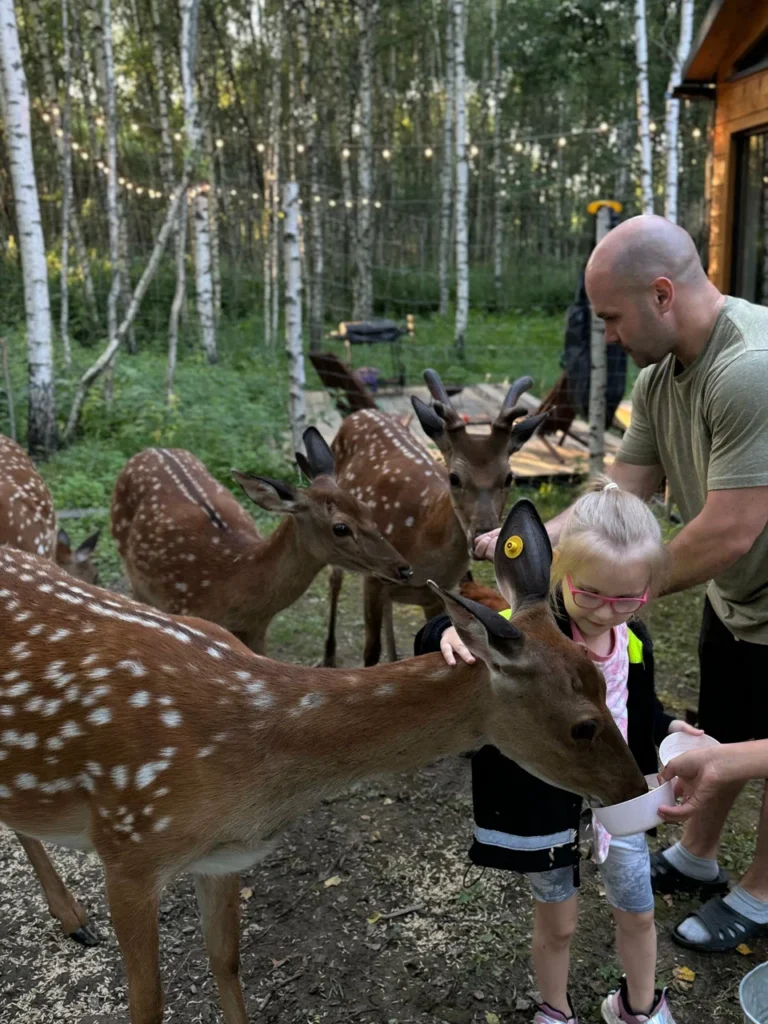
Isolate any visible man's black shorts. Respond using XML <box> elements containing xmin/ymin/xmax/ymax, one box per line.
<box><xmin>698</xmin><ymin>596</ymin><xmax>768</xmax><ymax>743</ymax></box>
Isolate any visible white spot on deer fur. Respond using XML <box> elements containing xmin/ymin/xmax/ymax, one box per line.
<box><xmin>88</xmin><ymin>707</ymin><xmax>112</xmax><ymax>726</ymax></box>
<box><xmin>197</xmin><ymin>746</ymin><xmax>215</xmax><ymax>758</ymax></box>
<box><xmin>27</xmin><ymin>623</ymin><xmax>44</xmax><ymax>636</ymax></box>
<box><xmin>129</xmin><ymin>691</ymin><xmax>151</xmax><ymax>708</ymax></box>
<box><xmin>46</xmin><ymin>736</ymin><xmax>64</xmax><ymax>751</ymax></box>
<box><xmin>174</xmin><ymin>582</ymin><xmax>188</xmax><ymax>592</ymax></box>
<box><xmin>386</xmin><ymin>524</ymin><xmax>393</xmax><ymax>535</ymax></box>
<box><xmin>153</xmin><ymin>816</ymin><xmax>172</xmax><ymax>832</ymax></box>
<box><xmin>86</xmin><ymin>667</ymin><xmax>111</xmax><ymax>680</ymax></box>
<box><xmin>161</xmin><ymin>710</ymin><xmax>182</xmax><ymax>727</ymax></box>
<box><xmin>86</xmin><ymin>762</ymin><xmax>103</xmax><ymax>776</ymax></box>
<box><xmin>82</xmin><ymin>686</ymin><xmax>111</xmax><ymax>707</ymax></box>
<box><xmin>405</xmin><ymin>516</ymin><xmax>414</xmax><ymax>527</ymax></box>
<box><xmin>375</xmin><ymin>684</ymin><xmax>396</xmax><ymax>697</ymax></box>
<box><xmin>0</xmin><ymin>705</ymin><xmax>14</xmax><ymax>716</ymax></box>
<box><xmin>0</xmin><ymin>786</ymin><xmax>11</xmax><ymax>798</ymax></box>
<box><xmin>6</xmin><ymin>682</ymin><xmax>30</xmax><ymax>698</ymax></box>
<box><xmin>48</xmin><ymin>629</ymin><xmax>72</xmax><ymax>642</ymax></box>
<box><xmin>118</xmin><ymin>659</ymin><xmax>147</xmax><ymax>677</ymax></box>
<box><xmin>206</xmin><ymin>646</ymin><xmax>223</xmax><ymax>660</ymax></box>
<box><xmin>142</xmin><ymin>805</ymin><xmax>154</xmax><ymax>816</ymax></box>
<box><xmin>41</xmin><ymin>700</ymin><xmax>63</xmax><ymax>717</ymax></box>
<box><xmin>10</xmin><ymin>642</ymin><xmax>30</xmax><ymax>660</ymax></box>
<box><xmin>3</xmin><ymin>671</ymin><xmax>20</xmax><ymax>682</ymax></box>
<box><xmin>81</xmin><ymin>654</ymin><xmax>99</xmax><ymax>666</ymax></box>
<box><xmin>15</xmin><ymin>773</ymin><xmax>38</xmax><ymax>790</ymax></box>
<box><xmin>111</xmin><ymin>765</ymin><xmax>129</xmax><ymax>789</ymax></box>
<box><xmin>154</xmin><ymin>787</ymin><xmax>170</xmax><ymax>798</ymax></box>
<box><xmin>0</xmin><ymin>731</ymin><xmax>35</xmax><ymax>749</ymax></box>
<box><xmin>60</xmin><ymin>720</ymin><xmax>83</xmax><ymax>739</ymax></box>
<box><xmin>80</xmin><ymin>774</ymin><xmax>96</xmax><ymax>793</ymax></box>
<box><xmin>136</xmin><ymin>761</ymin><xmax>171</xmax><ymax>789</ymax></box>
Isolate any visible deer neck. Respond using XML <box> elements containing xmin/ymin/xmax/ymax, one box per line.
<box><xmin>237</xmin><ymin>655</ymin><xmax>488</xmax><ymax>830</ymax></box>
<box><xmin>419</xmin><ymin>488</ymin><xmax>470</xmax><ymax>574</ymax></box>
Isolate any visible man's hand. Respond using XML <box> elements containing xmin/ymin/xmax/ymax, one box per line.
<box><xmin>473</xmin><ymin>528</ymin><xmax>500</xmax><ymax>562</ymax></box>
<box><xmin>659</xmin><ymin>746</ymin><xmax>741</xmax><ymax>823</ymax></box>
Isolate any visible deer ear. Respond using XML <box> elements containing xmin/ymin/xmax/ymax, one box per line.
<box><xmin>232</xmin><ymin>471</ymin><xmax>302</xmax><ymax>514</ymax></box>
<box><xmin>302</xmin><ymin>426</ymin><xmax>336</xmax><ymax>479</ymax></box>
<box><xmin>427</xmin><ymin>580</ymin><xmax>521</xmax><ymax>665</ymax></box>
<box><xmin>493</xmin><ymin>498</ymin><xmax>552</xmax><ymax>610</ymax></box>
<box><xmin>56</xmin><ymin>527</ymin><xmax>71</xmax><ymax>553</ymax></box>
<box><xmin>508</xmin><ymin>410</ymin><xmax>549</xmax><ymax>452</ymax></box>
<box><xmin>295</xmin><ymin>452</ymin><xmax>313</xmax><ymax>482</ymax></box>
<box><xmin>411</xmin><ymin>396</ymin><xmax>450</xmax><ymax>452</ymax></box>
<box><xmin>74</xmin><ymin>530</ymin><xmax>100</xmax><ymax>563</ymax></box>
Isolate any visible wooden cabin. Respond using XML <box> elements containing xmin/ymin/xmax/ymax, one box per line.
<box><xmin>677</xmin><ymin>1</ymin><xmax>768</xmax><ymax>300</ymax></box>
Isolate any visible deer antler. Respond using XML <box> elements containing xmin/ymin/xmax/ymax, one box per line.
<box><xmin>492</xmin><ymin>375</ymin><xmax>534</xmax><ymax>430</ymax></box>
<box><xmin>423</xmin><ymin>369</ymin><xmax>464</xmax><ymax>432</ymax></box>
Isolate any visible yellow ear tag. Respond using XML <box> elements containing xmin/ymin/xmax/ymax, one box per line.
<box><xmin>504</xmin><ymin>535</ymin><xmax>524</xmax><ymax>559</ymax></box>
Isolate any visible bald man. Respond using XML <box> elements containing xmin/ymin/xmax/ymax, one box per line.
<box><xmin>475</xmin><ymin>215</ymin><xmax>768</xmax><ymax>953</ymax></box>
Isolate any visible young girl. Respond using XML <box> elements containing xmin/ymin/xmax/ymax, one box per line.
<box><xmin>415</xmin><ymin>481</ymin><xmax>701</xmax><ymax>1024</ymax></box>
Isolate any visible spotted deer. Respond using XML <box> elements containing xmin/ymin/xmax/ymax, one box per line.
<box><xmin>324</xmin><ymin>369</ymin><xmax>547</xmax><ymax>665</ymax></box>
<box><xmin>0</xmin><ymin>498</ymin><xmax>646</xmax><ymax>1024</ymax></box>
<box><xmin>0</xmin><ymin>433</ymin><xmax>101</xmax><ymax>945</ymax></box>
<box><xmin>110</xmin><ymin>428</ymin><xmax>411</xmax><ymax>654</ymax></box>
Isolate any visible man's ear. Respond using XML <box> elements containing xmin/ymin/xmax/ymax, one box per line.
<box><xmin>427</xmin><ymin>580</ymin><xmax>523</xmax><ymax>666</ymax></box>
<box><xmin>231</xmin><ymin>471</ymin><xmax>303</xmax><ymax>514</ymax></box>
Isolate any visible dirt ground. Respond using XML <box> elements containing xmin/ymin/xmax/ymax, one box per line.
<box><xmin>1</xmin><ymin>559</ymin><xmax>765</xmax><ymax>1023</ymax></box>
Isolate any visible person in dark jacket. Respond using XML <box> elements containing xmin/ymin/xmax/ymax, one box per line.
<box><xmin>415</xmin><ymin>481</ymin><xmax>700</xmax><ymax>1024</ymax></box>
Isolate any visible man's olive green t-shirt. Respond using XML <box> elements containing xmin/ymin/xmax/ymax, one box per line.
<box><xmin>619</xmin><ymin>296</ymin><xmax>768</xmax><ymax>643</ymax></box>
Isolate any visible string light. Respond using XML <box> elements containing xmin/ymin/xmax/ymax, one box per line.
<box><xmin>95</xmin><ymin>116</ymin><xmax>104</xmax><ymax>127</ymax></box>
<box><xmin>174</xmin><ymin>132</ymin><xmax>182</xmax><ymax>141</ymax></box>
<box><xmin>329</xmin><ymin>199</ymin><xmax>337</xmax><ymax>207</ymax></box>
<box><xmin>382</xmin><ymin>148</ymin><xmax>391</xmax><ymax>160</ymax></box>
<box><xmin>599</xmin><ymin>121</ymin><xmax>609</xmax><ymax>132</ymax></box>
<box><xmin>313</xmin><ymin>194</ymin><xmax>321</xmax><ymax>202</ymax></box>
<box><xmin>216</xmin><ymin>138</ymin><xmax>224</xmax><ymax>149</ymax></box>
<box><xmin>649</xmin><ymin>121</ymin><xmax>657</xmax><ymax>132</ymax></box>
<box><xmin>252</xmin><ymin>192</ymin><xmax>259</xmax><ymax>199</ymax></box>
<box><xmin>692</xmin><ymin>127</ymin><xmax>702</xmax><ymax>139</ymax></box>
<box><xmin>296</xmin><ymin>143</ymin><xmax>305</xmax><ymax>154</ymax></box>
<box><xmin>558</xmin><ymin>136</ymin><xmax>567</xmax><ymax>147</ymax></box>
<box><xmin>131</xmin><ymin>122</ymin><xmax>139</xmax><ymax>133</ymax></box>
<box><xmin>42</xmin><ymin>112</ymin><xmax>51</xmax><ymax>124</ymax></box>
<box><xmin>345</xmin><ymin>199</ymin><xmax>353</xmax><ymax>209</ymax></box>
<box><xmin>424</xmin><ymin>146</ymin><xmax>433</xmax><ymax>159</ymax></box>
<box><xmin>514</xmin><ymin>141</ymin><xmax>523</xmax><ymax>152</ymax></box>
<box><xmin>71</xmin><ymin>141</ymin><xmax>79</xmax><ymax>151</ymax></box>
<box><xmin>374</xmin><ymin>200</ymin><xmax>382</xmax><ymax>208</ymax></box>
<box><xmin>257</xmin><ymin>142</ymin><xmax>265</xmax><ymax>153</ymax></box>
<box><xmin>341</xmin><ymin>147</ymin><xmax>351</xmax><ymax>160</ymax></box>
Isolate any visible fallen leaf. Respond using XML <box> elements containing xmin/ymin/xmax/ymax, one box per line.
<box><xmin>367</xmin><ymin>912</ymin><xmax>382</xmax><ymax>925</ymax></box>
<box><xmin>485</xmin><ymin>1013</ymin><xmax>500</xmax><ymax>1024</ymax></box>
<box><xmin>383</xmin><ymin>797</ymin><xmax>394</xmax><ymax>805</ymax></box>
<box><xmin>271</xmin><ymin>957</ymin><xmax>288</xmax><ymax>969</ymax></box>
<box><xmin>673</xmin><ymin>965</ymin><xmax>696</xmax><ymax>984</ymax></box>
<box><xmin>324</xmin><ymin>875</ymin><xmax>342</xmax><ymax>887</ymax></box>
<box><xmin>239</xmin><ymin>887</ymin><xmax>253</xmax><ymax>901</ymax></box>
<box><xmin>370</xmin><ymin>830</ymin><xmax>382</xmax><ymax>843</ymax></box>
<box><xmin>737</xmin><ymin>943</ymin><xmax>753</xmax><ymax>956</ymax></box>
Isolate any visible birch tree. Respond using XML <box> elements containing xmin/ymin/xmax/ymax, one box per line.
<box><xmin>438</xmin><ymin>6</ymin><xmax>454</xmax><ymax>317</ymax></box>
<box><xmin>453</xmin><ymin>0</ymin><xmax>468</xmax><ymax>356</ymax></box>
<box><xmin>269</xmin><ymin>10</ymin><xmax>282</xmax><ymax>345</ymax></box>
<box><xmin>181</xmin><ymin>0</ymin><xmax>217</xmax><ymax>363</ymax></box>
<box><xmin>0</xmin><ymin>0</ymin><xmax>57</xmax><ymax>454</ymax></box>
<box><xmin>101</xmin><ymin>0</ymin><xmax>121</xmax><ymax>360</ymax></box>
<box><xmin>283</xmin><ymin>181</ymin><xmax>306</xmax><ymax>451</ymax></box>
<box><xmin>353</xmin><ymin>0</ymin><xmax>376</xmax><ymax>320</ymax></box>
<box><xmin>634</xmin><ymin>0</ymin><xmax>654</xmax><ymax>215</ymax></box>
<box><xmin>664</xmin><ymin>0</ymin><xmax>694</xmax><ymax>223</ymax></box>
<box><xmin>60</xmin><ymin>0</ymin><xmax>72</xmax><ymax>368</ymax></box>
<box><xmin>297</xmin><ymin>5</ymin><xmax>324</xmax><ymax>350</ymax></box>
<box><xmin>491</xmin><ymin>0</ymin><xmax>503</xmax><ymax>298</ymax></box>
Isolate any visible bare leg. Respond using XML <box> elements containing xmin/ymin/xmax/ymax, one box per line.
<box><xmin>194</xmin><ymin>873</ymin><xmax>248</xmax><ymax>1024</ymax></box>
<box><xmin>613</xmin><ymin>908</ymin><xmax>656</xmax><ymax>1015</ymax></box>
<box><xmin>323</xmin><ymin>567</ymin><xmax>344</xmax><ymax>667</ymax></box>
<box><xmin>680</xmin><ymin>780</ymin><xmax>746</xmax><ymax>860</ymax></box>
<box><xmin>106</xmin><ymin>870</ymin><xmax>164</xmax><ymax>1024</ymax></box>
<box><xmin>15</xmin><ymin>833</ymin><xmax>99</xmax><ymax>945</ymax></box>
<box><xmin>363</xmin><ymin>575</ymin><xmax>385</xmax><ymax>666</ymax></box>
<box><xmin>531</xmin><ymin>895</ymin><xmax>578</xmax><ymax>1018</ymax></box>
<box><xmin>737</xmin><ymin>781</ymin><xmax>768</xmax><ymax>900</ymax></box>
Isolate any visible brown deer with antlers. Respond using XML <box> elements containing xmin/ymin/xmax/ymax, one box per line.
<box><xmin>0</xmin><ymin>498</ymin><xmax>646</xmax><ymax>1023</ymax></box>
<box><xmin>324</xmin><ymin>369</ymin><xmax>547</xmax><ymax>665</ymax></box>
<box><xmin>0</xmin><ymin>433</ymin><xmax>101</xmax><ymax>945</ymax></box>
<box><xmin>110</xmin><ymin>427</ymin><xmax>411</xmax><ymax>654</ymax></box>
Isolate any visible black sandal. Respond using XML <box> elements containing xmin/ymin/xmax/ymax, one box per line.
<box><xmin>650</xmin><ymin>849</ymin><xmax>729</xmax><ymax>897</ymax></box>
<box><xmin>671</xmin><ymin>896</ymin><xmax>768</xmax><ymax>952</ymax></box>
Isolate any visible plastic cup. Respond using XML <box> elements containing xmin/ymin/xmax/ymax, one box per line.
<box><xmin>658</xmin><ymin>731</ymin><xmax>720</xmax><ymax>767</ymax></box>
<box><xmin>592</xmin><ymin>773</ymin><xmax>677</xmax><ymax>837</ymax></box>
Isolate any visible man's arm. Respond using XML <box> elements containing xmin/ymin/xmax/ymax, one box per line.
<box><xmin>662</xmin><ymin>485</ymin><xmax>768</xmax><ymax>594</ymax></box>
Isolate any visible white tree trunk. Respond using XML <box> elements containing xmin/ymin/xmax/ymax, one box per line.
<box><xmin>453</xmin><ymin>0</ymin><xmax>469</xmax><ymax>356</ymax></box>
<box><xmin>167</xmin><ymin>202</ymin><xmax>188</xmax><ymax>401</ymax></box>
<box><xmin>0</xmin><ymin>0</ymin><xmax>57</xmax><ymax>454</ymax></box>
<box><xmin>589</xmin><ymin>206</ymin><xmax>612</xmax><ymax>477</ymax></box>
<box><xmin>102</xmin><ymin>0</ymin><xmax>121</xmax><ymax>354</ymax></box>
<box><xmin>491</xmin><ymin>0</ymin><xmax>503</xmax><ymax>298</ymax></box>
<box><xmin>354</xmin><ymin>0</ymin><xmax>376</xmax><ymax>320</ymax></box>
<box><xmin>60</xmin><ymin>0</ymin><xmax>72</xmax><ymax>369</ymax></box>
<box><xmin>148</xmin><ymin>0</ymin><xmax>174</xmax><ymax>192</ymax></box>
<box><xmin>28</xmin><ymin>0</ymin><xmax>97</xmax><ymax>322</ymax></box>
<box><xmin>664</xmin><ymin>0</ymin><xmax>694</xmax><ymax>223</ymax></box>
<box><xmin>438</xmin><ymin>7</ymin><xmax>454</xmax><ymax>317</ymax></box>
<box><xmin>283</xmin><ymin>181</ymin><xmax>306</xmax><ymax>452</ymax></box>
<box><xmin>269</xmin><ymin>11</ymin><xmax>282</xmax><ymax>344</ymax></box>
<box><xmin>65</xmin><ymin>183</ymin><xmax>188</xmax><ymax>439</ymax></box>
<box><xmin>181</xmin><ymin>0</ymin><xmax>217</xmax><ymax>363</ymax></box>
<box><xmin>634</xmin><ymin>0</ymin><xmax>654</xmax><ymax>215</ymax></box>
<box><xmin>297</xmin><ymin>7</ymin><xmax>324</xmax><ymax>350</ymax></box>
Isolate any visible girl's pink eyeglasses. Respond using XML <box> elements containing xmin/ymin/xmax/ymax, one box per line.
<box><xmin>566</xmin><ymin>575</ymin><xmax>648</xmax><ymax>615</ymax></box>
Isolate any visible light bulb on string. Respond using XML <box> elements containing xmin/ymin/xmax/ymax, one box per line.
<box><xmin>514</xmin><ymin>142</ymin><xmax>523</xmax><ymax>152</ymax></box>
<box><xmin>329</xmin><ymin>199</ymin><xmax>337</xmax><ymax>207</ymax></box>
<box><xmin>599</xmin><ymin>121</ymin><xmax>609</xmax><ymax>133</ymax></box>
<box><xmin>424</xmin><ymin>146</ymin><xmax>433</xmax><ymax>159</ymax></box>
<box><xmin>131</xmin><ymin>122</ymin><xmax>139</xmax><ymax>133</ymax></box>
<box><xmin>257</xmin><ymin>143</ymin><xmax>265</xmax><ymax>153</ymax></box>
<box><xmin>345</xmin><ymin>199</ymin><xmax>353</xmax><ymax>209</ymax></box>
<box><xmin>216</xmin><ymin>138</ymin><xmax>224</xmax><ymax>149</ymax></box>
<box><xmin>692</xmin><ymin>127</ymin><xmax>702</xmax><ymax>139</ymax></box>
<box><xmin>558</xmin><ymin>136</ymin><xmax>567</xmax><ymax>148</ymax></box>
<box><xmin>469</xmin><ymin>144</ymin><xmax>479</xmax><ymax>157</ymax></box>
<box><xmin>342</xmin><ymin>147</ymin><xmax>351</xmax><ymax>159</ymax></box>
<box><xmin>296</xmin><ymin>143</ymin><xmax>305</xmax><ymax>154</ymax></box>
<box><xmin>174</xmin><ymin>132</ymin><xmax>182</xmax><ymax>142</ymax></box>
<box><xmin>252</xmin><ymin>192</ymin><xmax>259</xmax><ymax>200</ymax></box>
<box><xmin>374</xmin><ymin>200</ymin><xmax>382</xmax><ymax>208</ymax></box>
<box><xmin>382</xmin><ymin>148</ymin><xmax>391</xmax><ymax>160</ymax></box>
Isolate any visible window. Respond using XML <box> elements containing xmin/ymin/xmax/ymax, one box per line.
<box><xmin>731</xmin><ymin>29</ymin><xmax>768</xmax><ymax>80</ymax></box>
<box><xmin>731</xmin><ymin>129</ymin><xmax>768</xmax><ymax>304</ymax></box>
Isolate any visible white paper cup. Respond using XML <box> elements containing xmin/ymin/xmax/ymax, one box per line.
<box><xmin>592</xmin><ymin>773</ymin><xmax>677</xmax><ymax>836</ymax></box>
<box><xmin>659</xmin><ymin>731</ymin><xmax>720</xmax><ymax>767</ymax></box>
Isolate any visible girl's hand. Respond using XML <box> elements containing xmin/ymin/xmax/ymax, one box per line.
<box><xmin>668</xmin><ymin>719</ymin><xmax>705</xmax><ymax>737</ymax></box>
<box><xmin>439</xmin><ymin>626</ymin><xmax>476</xmax><ymax>666</ymax></box>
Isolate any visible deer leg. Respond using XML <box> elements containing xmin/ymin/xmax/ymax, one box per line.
<box><xmin>383</xmin><ymin>593</ymin><xmax>399</xmax><ymax>662</ymax></box>
<box><xmin>194</xmin><ymin>873</ymin><xmax>248</xmax><ymax>1024</ymax></box>
<box><xmin>15</xmin><ymin>833</ymin><xmax>100</xmax><ymax>946</ymax></box>
<box><xmin>363</xmin><ymin>576</ymin><xmax>385</xmax><ymax>666</ymax></box>
<box><xmin>322</xmin><ymin>567</ymin><xmax>344</xmax><ymax>667</ymax></box>
<box><xmin>105</xmin><ymin>870</ymin><xmax>164</xmax><ymax>1024</ymax></box>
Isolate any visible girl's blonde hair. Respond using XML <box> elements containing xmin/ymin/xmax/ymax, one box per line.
<box><xmin>550</xmin><ymin>476</ymin><xmax>668</xmax><ymax>599</ymax></box>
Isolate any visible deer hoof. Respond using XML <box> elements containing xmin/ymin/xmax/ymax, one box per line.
<box><xmin>69</xmin><ymin>923</ymin><xmax>101</xmax><ymax>947</ymax></box>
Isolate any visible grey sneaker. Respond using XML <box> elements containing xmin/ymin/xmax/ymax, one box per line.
<box><xmin>601</xmin><ymin>979</ymin><xmax>676</xmax><ymax>1023</ymax></box>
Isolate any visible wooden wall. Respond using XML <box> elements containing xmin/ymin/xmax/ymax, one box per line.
<box><xmin>708</xmin><ymin>9</ymin><xmax>768</xmax><ymax>291</ymax></box>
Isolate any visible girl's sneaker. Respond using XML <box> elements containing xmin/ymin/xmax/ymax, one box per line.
<box><xmin>534</xmin><ymin>1001</ymin><xmax>578</xmax><ymax>1024</ymax></box>
<box><xmin>601</xmin><ymin>978</ymin><xmax>676</xmax><ymax>1023</ymax></box>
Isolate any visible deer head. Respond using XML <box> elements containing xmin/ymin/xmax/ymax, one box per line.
<box><xmin>430</xmin><ymin>498</ymin><xmax>647</xmax><ymax>805</ymax></box>
<box><xmin>56</xmin><ymin>527</ymin><xmax>101</xmax><ymax>585</ymax></box>
<box><xmin>412</xmin><ymin>369</ymin><xmax>548</xmax><ymax>556</ymax></box>
<box><xmin>233</xmin><ymin>427</ymin><xmax>412</xmax><ymax>585</ymax></box>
